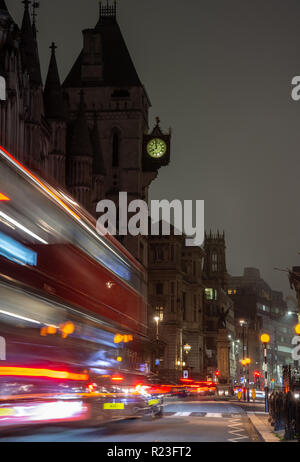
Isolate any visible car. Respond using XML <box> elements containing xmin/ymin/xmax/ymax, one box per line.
<box><xmin>85</xmin><ymin>370</ymin><xmax>165</xmax><ymax>424</ymax></box>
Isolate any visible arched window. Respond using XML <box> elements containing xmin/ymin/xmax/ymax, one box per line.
<box><xmin>212</xmin><ymin>252</ymin><xmax>218</xmax><ymax>272</ymax></box>
<box><xmin>112</xmin><ymin>132</ymin><xmax>120</xmax><ymax>167</ymax></box>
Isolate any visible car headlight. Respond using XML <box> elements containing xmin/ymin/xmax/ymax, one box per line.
<box><xmin>294</xmin><ymin>393</ymin><xmax>300</xmax><ymax>399</ymax></box>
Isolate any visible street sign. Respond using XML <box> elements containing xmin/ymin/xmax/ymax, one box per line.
<box><xmin>252</xmin><ymin>389</ymin><xmax>256</xmax><ymax>400</ymax></box>
<box><xmin>183</xmin><ymin>370</ymin><xmax>188</xmax><ymax>379</ymax></box>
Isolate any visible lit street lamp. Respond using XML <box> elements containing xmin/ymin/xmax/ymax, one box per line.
<box><xmin>260</xmin><ymin>333</ymin><xmax>270</xmax><ymax>412</ymax></box>
<box><xmin>183</xmin><ymin>343</ymin><xmax>191</xmax><ymax>354</ymax></box>
<box><xmin>239</xmin><ymin>319</ymin><xmax>248</xmax><ymax>400</ymax></box>
<box><xmin>153</xmin><ymin>315</ymin><xmax>160</xmax><ymax>374</ymax></box>
<box><xmin>154</xmin><ymin>315</ymin><xmax>159</xmax><ymax>340</ymax></box>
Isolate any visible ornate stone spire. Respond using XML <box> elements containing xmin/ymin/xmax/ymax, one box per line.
<box><xmin>68</xmin><ymin>90</ymin><xmax>93</xmax><ymax>157</ymax></box>
<box><xmin>44</xmin><ymin>42</ymin><xmax>65</xmax><ymax>119</ymax></box>
<box><xmin>0</xmin><ymin>0</ymin><xmax>8</xmax><ymax>12</ymax></box>
<box><xmin>21</xmin><ymin>0</ymin><xmax>42</xmax><ymax>86</ymax></box>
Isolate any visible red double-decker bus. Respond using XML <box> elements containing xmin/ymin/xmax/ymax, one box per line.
<box><xmin>0</xmin><ymin>145</ymin><xmax>162</xmax><ymax>429</ymax></box>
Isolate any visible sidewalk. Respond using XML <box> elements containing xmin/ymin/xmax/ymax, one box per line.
<box><xmin>247</xmin><ymin>412</ymin><xmax>282</xmax><ymax>442</ymax></box>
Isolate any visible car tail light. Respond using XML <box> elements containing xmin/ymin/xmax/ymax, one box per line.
<box><xmin>0</xmin><ymin>367</ymin><xmax>89</xmax><ymax>381</ymax></box>
<box><xmin>111</xmin><ymin>375</ymin><xmax>124</xmax><ymax>382</ymax></box>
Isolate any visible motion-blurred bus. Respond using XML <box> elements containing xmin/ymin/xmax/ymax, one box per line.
<box><xmin>0</xmin><ymin>145</ymin><xmax>163</xmax><ymax>430</ymax></box>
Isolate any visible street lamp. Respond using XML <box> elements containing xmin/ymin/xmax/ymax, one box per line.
<box><xmin>260</xmin><ymin>333</ymin><xmax>270</xmax><ymax>412</ymax></box>
<box><xmin>154</xmin><ymin>315</ymin><xmax>159</xmax><ymax>340</ymax></box>
<box><xmin>245</xmin><ymin>357</ymin><xmax>252</xmax><ymax>402</ymax></box>
<box><xmin>153</xmin><ymin>315</ymin><xmax>160</xmax><ymax>374</ymax></box>
<box><xmin>183</xmin><ymin>343</ymin><xmax>191</xmax><ymax>354</ymax></box>
<box><xmin>239</xmin><ymin>319</ymin><xmax>248</xmax><ymax>400</ymax></box>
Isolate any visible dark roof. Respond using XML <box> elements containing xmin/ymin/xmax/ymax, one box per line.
<box><xmin>68</xmin><ymin>92</ymin><xmax>93</xmax><ymax>158</ymax></box>
<box><xmin>63</xmin><ymin>16</ymin><xmax>142</xmax><ymax>88</ymax></box>
<box><xmin>91</xmin><ymin>116</ymin><xmax>106</xmax><ymax>175</ymax></box>
<box><xmin>0</xmin><ymin>0</ymin><xmax>8</xmax><ymax>12</ymax></box>
<box><xmin>20</xmin><ymin>1</ymin><xmax>42</xmax><ymax>86</ymax></box>
<box><xmin>44</xmin><ymin>44</ymin><xmax>65</xmax><ymax>120</ymax></box>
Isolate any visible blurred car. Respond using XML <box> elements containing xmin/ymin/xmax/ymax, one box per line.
<box><xmin>85</xmin><ymin>370</ymin><xmax>164</xmax><ymax>424</ymax></box>
<box><xmin>0</xmin><ymin>362</ymin><xmax>91</xmax><ymax>431</ymax></box>
<box><xmin>179</xmin><ymin>379</ymin><xmax>217</xmax><ymax>397</ymax></box>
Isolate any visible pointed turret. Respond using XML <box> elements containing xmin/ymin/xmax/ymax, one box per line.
<box><xmin>68</xmin><ymin>90</ymin><xmax>93</xmax><ymax>158</ymax></box>
<box><xmin>67</xmin><ymin>90</ymin><xmax>93</xmax><ymax>210</ymax></box>
<box><xmin>0</xmin><ymin>0</ymin><xmax>15</xmax><ymax>49</ymax></box>
<box><xmin>44</xmin><ymin>43</ymin><xmax>65</xmax><ymax>120</ymax></box>
<box><xmin>20</xmin><ymin>0</ymin><xmax>42</xmax><ymax>86</ymax></box>
<box><xmin>0</xmin><ymin>0</ymin><xmax>8</xmax><ymax>12</ymax></box>
<box><xmin>63</xmin><ymin>1</ymin><xmax>141</xmax><ymax>88</ymax></box>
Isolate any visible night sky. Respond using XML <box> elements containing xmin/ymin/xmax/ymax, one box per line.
<box><xmin>6</xmin><ymin>0</ymin><xmax>300</xmax><ymax>300</ymax></box>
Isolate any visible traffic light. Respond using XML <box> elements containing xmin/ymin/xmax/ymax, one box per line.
<box><xmin>215</xmin><ymin>370</ymin><xmax>220</xmax><ymax>377</ymax></box>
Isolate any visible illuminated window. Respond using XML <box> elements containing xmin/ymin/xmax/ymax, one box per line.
<box><xmin>155</xmin><ymin>306</ymin><xmax>164</xmax><ymax>321</ymax></box>
<box><xmin>205</xmin><ymin>288</ymin><xmax>214</xmax><ymax>300</ymax></box>
<box><xmin>228</xmin><ymin>290</ymin><xmax>233</xmax><ymax>295</ymax></box>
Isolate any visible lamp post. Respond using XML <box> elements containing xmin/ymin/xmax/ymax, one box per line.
<box><xmin>154</xmin><ymin>315</ymin><xmax>159</xmax><ymax>340</ymax></box>
<box><xmin>183</xmin><ymin>343</ymin><xmax>191</xmax><ymax>378</ymax></box>
<box><xmin>239</xmin><ymin>319</ymin><xmax>247</xmax><ymax>400</ymax></box>
<box><xmin>154</xmin><ymin>315</ymin><xmax>160</xmax><ymax>374</ymax></box>
<box><xmin>245</xmin><ymin>357</ymin><xmax>251</xmax><ymax>402</ymax></box>
<box><xmin>260</xmin><ymin>333</ymin><xmax>270</xmax><ymax>412</ymax></box>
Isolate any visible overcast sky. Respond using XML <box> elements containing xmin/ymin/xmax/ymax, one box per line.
<box><xmin>6</xmin><ymin>0</ymin><xmax>300</xmax><ymax>300</ymax></box>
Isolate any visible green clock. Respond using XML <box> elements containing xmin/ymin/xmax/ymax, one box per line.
<box><xmin>146</xmin><ymin>138</ymin><xmax>167</xmax><ymax>159</ymax></box>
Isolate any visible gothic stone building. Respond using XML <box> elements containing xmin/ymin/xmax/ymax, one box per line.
<box><xmin>203</xmin><ymin>231</ymin><xmax>236</xmax><ymax>382</ymax></box>
<box><xmin>0</xmin><ymin>0</ymin><xmax>172</xmax><ymax>372</ymax></box>
<box><xmin>0</xmin><ymin>0</ymin><xmax>170</xmax><ymax>265</ymax></box>
<box><xmin>148</xmin><ymin>226</ymin><xmax>205</xmax><ymax>381</ymax></box>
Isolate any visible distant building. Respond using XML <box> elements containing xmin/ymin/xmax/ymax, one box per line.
<box><xmin>148</xmin><ymin>226</ymin><xmax>205</xmax><ymax>381</ymax></box>
<box><xmin>227</xmin><ymin>268</ymin><xmax>293</xmax><ymax>388</ymax></box>
<box><xmin>202</xmin><ymin>231</ymin><xmax>236</xmax><ymax>382</ymax></box>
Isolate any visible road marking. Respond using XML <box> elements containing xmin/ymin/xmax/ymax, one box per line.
<box><xmin>227</xmin><ymin>417</ymin><xmax>249</xmax><ymax>442</ymax></box>
<box><xmin>173</xmin><ymin>412</ymin><xmax>191</xmax><ymax>416</ymax></box>
<box><xmin>205</xmin><ymin>413</ymin><xmax>223</xmax><ymax>418</ymax></box>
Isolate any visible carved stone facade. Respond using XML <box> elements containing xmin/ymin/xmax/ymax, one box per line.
<box><xmin>148</xmin><ymin>228</ymin><xmax>205</xmax><ymax>381</ymax></box>
<box><xmin>203</xmin><ymin>231</ymin><xmax>236</xmax><ymax>381</ymax></box>
<box><xmin>0</xmin><ymin>1</ymin><xmax>170</xmax><ymax>265</ymax></box>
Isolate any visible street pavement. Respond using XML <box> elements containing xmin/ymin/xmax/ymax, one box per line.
<box><xmin>0</xmin><ymin>398</ymin><xmax>264</xmax><ymax>442</ymax></box>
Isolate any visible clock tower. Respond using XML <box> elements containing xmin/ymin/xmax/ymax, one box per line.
<box><xmin>143</xmin><ymin>117</ymin><xmax>171</xmax><ymax>172</ymax></box>
<box><xmin>63</xmin><ymin>2</ymin><xmax>171</xmax><ymax>264</ymax></box>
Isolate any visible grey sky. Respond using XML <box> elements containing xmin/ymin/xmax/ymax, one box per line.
<box><xmin>6</xmin><ymin>0</ymin><xmax>300</xmax><ymax>299</ymax></box>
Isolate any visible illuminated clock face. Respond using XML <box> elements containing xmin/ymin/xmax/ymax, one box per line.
<box><xmin>147</xmin><ymin>138</ymin><xmax>167</xmax><ymax>159</ymax></box>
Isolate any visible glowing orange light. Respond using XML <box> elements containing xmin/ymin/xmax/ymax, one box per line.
<box><xmin>114</xmin><ymin>334</ymin><xmax>124</xmax><ymax>344</ymax></box>
<box><xmin>241</xmin><ymin>359</ymin><xmax>247</xmax><ymax>366</ymax></box>
<box><xmin>0</xmin><ymin>193</ymin><xmax>10</xmax><ymax>201</ymax></box>
<box><xmin>260</xmin><ymin>333</ymin><xmax>270</xmax><ymax>344</ymax></box>
<box><xmin>111</xmin><ymin>375</ymin><xmax>124</xmax><ymax>382</ymax></box>
<box><xmin>116</xmin><ymin>356</ymin><xmax>123</xmax><ymax>362</ymax></box>
<box><xmin>0</xmin><ymin>367</ymin><xmax>89</xmax><ymax>381</ymax></box>
<box><xmin>295</xmin><ymin>324</ymin><xmax>300</xmax><ymax>335</ymax></box>
<box><xmin>59</xmin><ymin>321</ymin><xmax>75</xmax><ymax>338</ymax></box>
<box><xmin>114</xmin><ymin>333</ymin><xmax>133</xmax><ymax>344</ymax></box>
